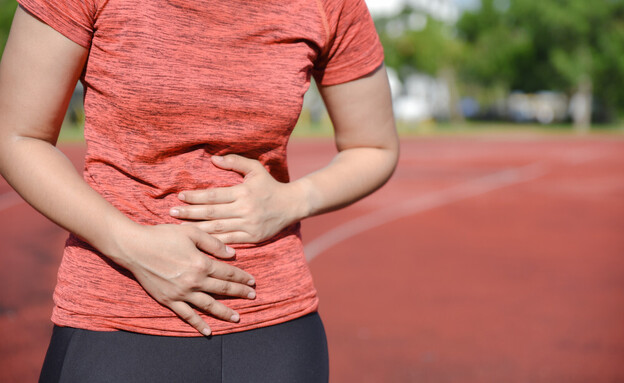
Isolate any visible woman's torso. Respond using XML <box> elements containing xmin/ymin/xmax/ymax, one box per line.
<box><xmin>17</xmin><ymin>0</ymin><xmax>383</xmax><ymax>335</ymax></box>
<box><xmin>53</xmin><ymin>0</ymin><xmax>326</xmax><ymax>336</ymax></box>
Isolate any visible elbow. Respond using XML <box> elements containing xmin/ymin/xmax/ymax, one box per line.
<box><xmin>0</xmin><ymin>130</ymin><xmax>16</xmax><ymax>173</ymax></box>
<box><xmin>382</xmin><ymin>125</ymin><xmax>401</xmax><ymax>179</ymax></box>
<box><xmin>371</xmin><ymin>132</ymin><xmax>400</xmax><ymax>188</ymax></box>
<box><xmin>384</xmin><ymin>143</ymin><xmax>400</xmax><ymax>185</ymax></box>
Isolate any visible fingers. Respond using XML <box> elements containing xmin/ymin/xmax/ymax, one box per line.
<box><xmin>193</xmin><ymin>219</ymin><xmax>244</xmax><ymax>234</ymax></box>
<box><xmin>211</xmin><ymin>232</ymin><xmax>258</xmax><ymax>245</ymax></box>
<box><xmin>185</xmin><ymin>221</ymin><xmax>258</xmax><ymax>244</ymax></box>
<box><xmin>200</xmin><ymin>276</ymin><xmax>256</xmax><ymax>300</ymax></box>
<box><xmin>179</xmin><ymin>257</ymin><xmax>256</xmax><ymax>335</ymax></box>
<box><xmin>168</xmin><ymin>240</ymin><xmax>256</xmax><ymax>337</ymax></box>
<box><xmin>178</xmin><ymin>187</ymin><xmax>236</xmax><ymax>205</ymax></box>
<box><xmin>169</xmin><ymin>301</ymin><xmax>213</xmax><ymax>336</ymax></box>
<box><xmin>129</xmin><ymin>225</ymin><xmax>257</xmax><ymax>337</ymax></box>
<box><xmin>187</xmin><ymin>227</ymin><xmax>236</xmax><ymax>259</ymax></box>
<box><xmin>211</xmin><ymin>154</ymin><xmax>265</xmax><ymax>176</ymax></box>
<box><xmin>187</xmin><ymin>292</ymin><xmax>242</xmax><ymax>323</ymax></box>
<box><xmin>188</xmin><ymin>228</ymin><xmax>256</xmax><ymax>283</ymax></box>
<box><xmin>169</xmin><ymin>293</ymin><xmax>246</xmax><ymax>337</ymax></box>
<box><xmin>170</xmin><ymin>202</ymin><xmax>240</xmax><ymax>220</ymax></box>
<box><xmin>190</xmin><ymin>220</ymin><xmax>260</xmax><ymax>244</ymax></box>
<box><xmin>202</xmin><ymin>255</ymin><xmax>256</xmax><ymax>287</ymax></box>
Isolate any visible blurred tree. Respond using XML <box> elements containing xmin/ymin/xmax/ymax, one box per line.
<box><xmin>376</xmin><ymin>6</ymin><xmax>465</xmax><ymax>121</ymax></box>
<box><xmin>378</xmin><ymin>8</ymin><xmax>462</xmax><ymax>76</ymax></box>
<box><xmin>457</xmin><ymin>0</ymin><xmax>624</xmax><ymax>127</ymax></box>
<box><xmin>0</xmin><ymin>0</ymin><xmax>17</xmax><ymax>57</ymax></box>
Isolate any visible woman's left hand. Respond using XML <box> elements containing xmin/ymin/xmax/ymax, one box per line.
<box><xmin>170</xmin><ymin>155</ymin><xmax>309</xmax><ymax>244</ymax></box>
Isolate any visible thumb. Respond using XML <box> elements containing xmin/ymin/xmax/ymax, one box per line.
<box><xmin>211</xmin><ymin>154</ymin><xmax>263</xmax><ymax>177</ymax></box>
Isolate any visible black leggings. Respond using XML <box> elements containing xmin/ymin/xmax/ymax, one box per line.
<box><xmin>39</xmin><ymin>312</ymin><xmax>329</xmax><ymax>383</ymax></box>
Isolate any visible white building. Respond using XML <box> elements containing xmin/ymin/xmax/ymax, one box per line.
<box><xmin>366</xmin><ymin>0</ymin><xmax>460</xmax><ymax>23</ymax></box>
<box><xmin>368</xmin><ymin>0</ymin><xmax>461</xmax><ymax>122</ymax></box>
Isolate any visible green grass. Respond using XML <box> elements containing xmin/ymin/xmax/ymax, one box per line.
<box><xmin>58</xmin><ymin>121</ymin><xmax>86</xmax><ymax>143</ymax></box>
<box><xmin>398</xmin><ymin>120</ymin><xmax>624</xmax><ymax>137</ymax></box>
<box><xmin>292</xmin><ymin>114</ymin><xmax>624</xmax><ymax>138</ymax></box>
<box><xmin>57</xmin><ymin>113</ymin><xmax>624</xmax><ymax>144</ymax></box>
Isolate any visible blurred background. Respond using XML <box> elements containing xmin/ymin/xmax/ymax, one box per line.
<box><xmin>2</xmin><ymin>0</ymin><xmax>624</xmax><ymax>135</ymax></box>
<box><xmin>299</xmin><ymin>0</ymin><xmax>624</xmax><ymax>135</ymax></box>
<box><xmin>0</xmin><ymin>0</ymin><xmax>623</xmax><ymax>382</ymax></box>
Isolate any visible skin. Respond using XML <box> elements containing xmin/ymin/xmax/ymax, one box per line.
<box><xmin>0</xmin><ymin>7</ymin><xmax>399</xmax><ymax>336</ymax></box>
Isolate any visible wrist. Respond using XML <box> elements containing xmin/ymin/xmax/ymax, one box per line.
<box><xmin>289</xmin><ymin>177</ymin><xmax>316</xmax><ymax>221</ymax></box>
<box><xmin>97</xmin><ymin>214</ymin><xmax>144</xmax><ymax>269</ymax></box>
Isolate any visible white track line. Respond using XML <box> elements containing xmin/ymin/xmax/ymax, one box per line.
<box><xmin>305</xmin><ymin>161</ymin><xmax>550</xmax><ymax>261</ymax></box>
<box><xmin>0</xmin><ymin>191</ymin><xmax>23</xmax><ymax>212</ymax></box>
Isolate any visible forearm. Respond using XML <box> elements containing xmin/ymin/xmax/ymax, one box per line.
<box><xmin>293</xmin><ymin>144</ymin><xmax>398</xmax><ymax>219</ymax></box>
<box><xmin>0</xmin><ymin>137</ymin><xmax>138</xmax><ymax>266</ymax></box>
<box><xmin>294</xmin><ymin>65</ymin><xmax>399</xmax><ymax>220</ymax></box>
<box><xmin>0</xmin><ymin>7</ymin><xmax>138</xmax><ymax>266</ymax></box>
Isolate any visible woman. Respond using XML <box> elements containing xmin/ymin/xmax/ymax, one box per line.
<box><xmin>0</xmin><ymin>0</ymin><xmax>398</xmax><ymax>381</ymax></box>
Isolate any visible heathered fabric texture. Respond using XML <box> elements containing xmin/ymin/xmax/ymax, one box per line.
<box><xmin>18</xmin><ymin>0</ymin><xmax>384</xmax><ymax>336</ymax></box>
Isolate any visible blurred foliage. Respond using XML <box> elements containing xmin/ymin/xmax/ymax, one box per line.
<box><xmin>459</xmin><ymin>0</ymin><xmax>624</xmax><ymax>119</ymax></box>
<box><xmin>377</xmin><ymin>7</ymin><xmax>463</xmax><ymax>78</ymax></box>
<box><xmin>2</xmin><ymin>0</ymin><xmax>623</xmax><ymax>121</ymax></box>
<box><xmin>0</xmin><ymin>0</ymin><xmax>17</xmax><ymax>57</ymax></box>
<box><xmin>377</xmin><ymin>0</ymin><xmax>624</xmax><ymax>121</ymax></box>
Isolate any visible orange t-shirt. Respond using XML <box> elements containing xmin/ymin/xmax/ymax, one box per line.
<box><xmin>18</xmin><ymin>0</ymin><xmax>384</xmax><ymax>336</ymax></box>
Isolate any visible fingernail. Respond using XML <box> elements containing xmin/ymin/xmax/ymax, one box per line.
<box><xmin>170</xmin><ymin>208</ymin><xmax>179</xmax><ymax>217</ymax></box>
<box><xmin>212</xmin><ymin>155</ymin><xmax>223</xmax><ymax>162</ymax></box>
<box><xmin>247</xmin><ymin>279</ymin><xmax>255</xmax><ymax>286</ymax></box>
<box><xmin>201</xmin><ymin>328</ymin><xmax>211</xmax><ymax>336</ymax></box>
<box><xmin>178</xmin><ymin>193</ymin><xmax>186</xmax><ymax>201</ymax></box>
<box><xmin>226</xmin><ymin>246</ymin><xmax>236</xmax><ymax>255</ymax></box>
<box><xmin>247</xmin><ymin>291</ymin><xmax>256</xmax><ymax>299</ymax></box>
<box><xmin>230</xmin><ymin>313</ymin><xmax>240</xmax><ymax>322</ymax></box>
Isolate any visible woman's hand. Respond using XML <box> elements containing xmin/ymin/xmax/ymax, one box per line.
<box><xmin>117</xmin><ymin>223</ymin><xmax>256</xmax><ymax>336</ymax></box>
<box><xmin>169</xmin><ymin>67</ymin><xmax>398</xmax><ymax>247</ymax></box>
<box><xmin>170</xmin><ymin>155</ymin><xmax>309</xmax><ymax>244</ymax></box>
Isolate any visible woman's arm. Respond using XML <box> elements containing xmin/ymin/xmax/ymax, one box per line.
<box><xmin>299</xmin><ymin>65</ymin><xmax>399</xmax><ymax>215</ymax></box>
<box><xmin>0</xmin><ymin>7</ymin><xmax>256</xmax><ymax>336</ymax></box>
<box><xmin>171</xmin><ymin>66</ymin><xmax>399</xmax><ymax>244</ymax></box>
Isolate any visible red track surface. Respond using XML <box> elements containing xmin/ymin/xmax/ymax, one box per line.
<box><xmin>1</xmin><ymin>136</ymin><xmax>623</xmax><ymax>382</ymax></box>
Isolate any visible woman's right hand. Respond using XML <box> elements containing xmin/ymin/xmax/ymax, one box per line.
<box><xmin>115</xmin><ymin>223</ymin><xmax>256</xmax><ymax>336</ymax></box>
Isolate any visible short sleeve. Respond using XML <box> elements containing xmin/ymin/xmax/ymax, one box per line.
<box><xmin>313</xmin><ymin>0</ymin><xmax>384</xmax><ymax>86</ymax></box>
<box><xmin>17</xmin><ymin>0</ymin><xmax>97</xmax><ymax>48</ymax></box>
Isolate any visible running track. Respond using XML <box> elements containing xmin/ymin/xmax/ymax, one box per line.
<box><xmin>1</xmin><ymin>136</ymin><xmax>623</xmax><ymax>382</ymax></box>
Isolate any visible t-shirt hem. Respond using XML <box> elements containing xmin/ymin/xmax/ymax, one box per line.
<box><xmin>51</xmin><ymin>301</ymin><xmax>319</xmax><ymax>337</ymax></box>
